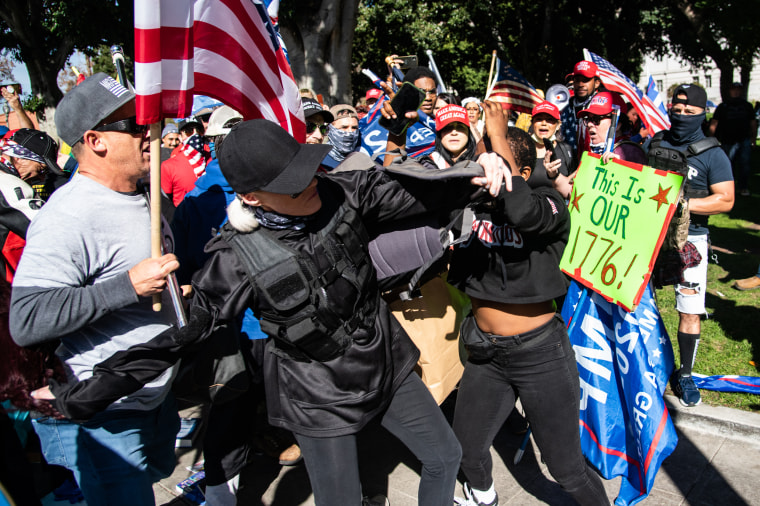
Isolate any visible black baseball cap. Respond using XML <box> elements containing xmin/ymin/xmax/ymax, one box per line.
<box><xmin>218</xmin><ymin>119</ymin><xmax>331</xmax><ymax>195</ymax></box>
<box><xmin>55</xmin><ymin>73</ymin><xmax>135</xmax><ymax>146</ymax></box>
<box><xmin>671</xmin><ymin>84</ymin><xmax>707</xmax><ymax>110</ymax></box>
<box><xmin>301</xmin><ymin>98</ymin><xmax>334</xmax><ymax>123</ymax></box>
<box><xmin>9</xmin><ymin>129</ymin><xmax>64</xmax><ymax>175</ymax></box>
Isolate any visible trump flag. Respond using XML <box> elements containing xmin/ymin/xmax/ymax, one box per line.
<box><xmin>563</xmin><ymin>280</ymin><xmax>678</xmax><ymax>505</ymax></box>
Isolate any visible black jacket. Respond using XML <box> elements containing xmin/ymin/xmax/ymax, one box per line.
<box><xmin>448</xmin><ymin>175</ymin><xmax>570</xmax><ymax>304</ymax></box>
<box><xmin>47</xmin><ymin>167</ymin><xmax>479</xmax><ymax>431</ymax></box>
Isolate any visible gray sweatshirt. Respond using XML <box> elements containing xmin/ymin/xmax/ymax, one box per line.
<box><xmin>10</xmin><ymin>174</ymin><xmax>176</xmax><ymax>412</ymax></box>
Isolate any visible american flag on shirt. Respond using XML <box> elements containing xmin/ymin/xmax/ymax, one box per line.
<box><xmin>485</xmin><ymin>59</ymin><xmax>543</xmax><ymax>114</ymax></box>
<box><xmin>134</xmin><ymin>0</ymin><xmax>305</xmax><ymax>141</ymax></box>
<box><xmin>583</xmin><ymin>49</ymin><xmax>670</xmax><ymax>134</ymax></box>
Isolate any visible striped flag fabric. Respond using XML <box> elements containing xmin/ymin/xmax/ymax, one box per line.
<box><xmin>583</xmin><ymin>49</ymin><xmax>670</xmax><ymax>134</ymax></box>
<box><xmin>134</xmin><ymin>0</ymin><xmax>305</xmax><ymax>141</ymax></box>
<box><xmin>646</xmin><ymin>76</ymin><xmax>668</xmax><ymax>117</ymax></box>
<box><xmin>485</xmin><ymin>59</ymin><xmax>543</xmax><ymax>114</ymax></box>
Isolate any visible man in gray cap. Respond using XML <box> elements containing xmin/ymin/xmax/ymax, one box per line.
<box><xmin>9</xmin><ymin>72</ymin><xmax>181</xmax><ymax>504</ymax></box>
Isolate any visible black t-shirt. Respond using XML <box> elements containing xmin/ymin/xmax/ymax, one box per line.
<box><xmin>713</xmin><ymin>98</ymin><xmax>755</xmax><ymax>143</ymax></box>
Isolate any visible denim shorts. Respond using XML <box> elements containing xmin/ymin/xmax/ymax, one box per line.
<box><xmin>675</xmin><ymin>233</ymin><xmax>708</xmax><ymax>315</ymax></box>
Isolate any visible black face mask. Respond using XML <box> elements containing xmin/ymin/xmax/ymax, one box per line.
<box><xmin>668</xmin><ymin>112</ymin><xmax>706</xmax><ymax>144</ymax></box>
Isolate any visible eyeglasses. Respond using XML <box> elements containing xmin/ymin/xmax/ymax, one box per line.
<box><xmin>420</xmin><ymin>88</ymin><xmax>437</xmax><ymax>97</ymax></box>
<box><xmin>582</xmin><ymin>114</ymin><xmax>612</xmax><ymax>126</ymax></box>
<box><xmin>95</xmin><ymin>116</ymin><xmax>148</xmax><ymax>136</ymax></box>
<box><xmin>306</xmin><ymin>122</ymin><xmax>328</xmax><ymax>135</ymax></box>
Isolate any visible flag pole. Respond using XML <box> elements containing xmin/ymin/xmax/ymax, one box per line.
<box><xmin>149</xmin><ymin>123</ymin><xmax>162</xmax><ymax>311</ymax></box>
<box><xmin>486</xmin><ymin>50</ymin><xmax>497</xmax><ymax>99</ymax></box>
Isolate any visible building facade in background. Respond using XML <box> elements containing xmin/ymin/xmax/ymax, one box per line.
<box><xmin>638</xmin><ymin>54</ymin><xmax>760</xmax><ymax>110</ymax></box>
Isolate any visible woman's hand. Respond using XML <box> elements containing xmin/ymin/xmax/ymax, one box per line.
<box><xmin>543</xmin><ymin>150</ymin><xmax>562</xmax><ymax>179</ymax></box>
<box><xmin>601</xmin><ymin>151</ymin><xmax>619</xmax><ymax>165</ymax></box>
<box><xmin>553</xmin><ymin>172</ymin><xmax>576</xmax><ymax>200</ymax></box>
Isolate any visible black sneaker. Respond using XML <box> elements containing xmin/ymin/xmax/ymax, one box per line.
<box><xmin>454</xmin><ymin>482</ymin><xmax>498</xmax><ymax>506</ymax></box>
<box><xmin>362</xmin><ymin>494</ymin><xmax>390</xmax><ymax>506</ymax></box>
<box><xmin>674</xmin><ymin>374</ymin><xmax>702</xmax><ymax>407</ymax></box>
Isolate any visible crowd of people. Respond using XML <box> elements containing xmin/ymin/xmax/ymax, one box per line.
<box><xmin>0</xmin><ymin>51</ymin><xmax>753</xmax><ymax>506</ymax></box>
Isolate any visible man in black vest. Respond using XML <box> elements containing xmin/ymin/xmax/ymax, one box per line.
<box><xmin>655</xmin><ymin>84</ymin><xmax>734</xmax><ymax>407</ymax></box>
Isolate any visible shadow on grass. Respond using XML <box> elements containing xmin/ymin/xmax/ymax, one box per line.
<box><xmin>704</xmin><ymin>290</ymin><xmax>760</xmax><ymax>371</ymax></box>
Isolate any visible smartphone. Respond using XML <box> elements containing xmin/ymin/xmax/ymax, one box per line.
<box><xmin>379</xmin><ymin>82</ymin><xmax>425</xmax><ymax>136</ymax></box>
<box><xmin>398</xmin><ymin>55</ymin><xmax>418</xmax><ymax>70</ymax></box>
<box><xmin>543</xmin><ymin>138</ymin><xmax>559</xmax><ymax>162</ymax></box>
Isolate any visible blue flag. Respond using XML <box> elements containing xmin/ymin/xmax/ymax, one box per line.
<box><xmin>692</xmin><ymin>373</ymin><xmax>760</xmax><ymax>394</ymax></box>
<box><xmin>562</xmin><ymin>280</ymin><xmax>678</xmax><ymax>505</ymax></box>
<box><xmin>358</xmin><ymin>88</ymin><xmax>436</xmax><ymax>161</ymax></box>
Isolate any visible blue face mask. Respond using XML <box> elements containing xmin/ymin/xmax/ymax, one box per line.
<box><xmin>668</xmin><ymin>112</ymin><xmax>706</xmax><ymax>143</ymax></box>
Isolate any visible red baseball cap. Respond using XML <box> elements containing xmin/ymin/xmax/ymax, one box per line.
<box><xmin>577</xmin><ymin>92</ymin><xmax>617</xmax><ymax>117</ymax></box>
<box><xmin>365</xmin><ymin>89</ymin><xmax>383</xmax><ymax>101</ymax></box>
<box><xmin>435</xmin><ymin>105</ymin><xmax>468</xmax><ymax>132</ymax></box>
<box><xmin>531</xmin><ymin>101</ymin><xmax>560</xmax><ymax>120</ymax></box>
<box><xmin>568</xmin><ymin>60</ymin><xmax>598</xmax><ymax>80</ymax></box>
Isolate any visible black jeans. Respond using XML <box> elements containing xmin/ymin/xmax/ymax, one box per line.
<box><xmin>295</xmin><ymin>372</ymin><xmax>462</xmax><ymax>506</ymax></box>
<box><xmin>453</xmin><ymin>315</ymin><xmax>609</xmax><ymax>506</ymax></box>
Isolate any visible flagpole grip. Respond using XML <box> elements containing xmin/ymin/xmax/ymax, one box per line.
<box><xmin>486</xmin><ymin>50</ymin><xmax>497</xmax><ymax>99</ymax></box>
<box><xmin>150</xmin><ymin>122</ymin><xmax>162</xmax><ymax>312</ymax></box>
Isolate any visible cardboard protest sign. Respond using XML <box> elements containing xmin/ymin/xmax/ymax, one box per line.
<box><xmin>560</xmin><ymin>152</ymin><xmax>683</xmax><ymax>311</ymax></box>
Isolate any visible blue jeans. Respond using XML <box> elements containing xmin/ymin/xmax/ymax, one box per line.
<box><xmin>722</xmin><ymin>138</ymin><xmax>751</xmax><ymax>191</ymax></box>
<box><xmin>294</xmin><ymin>372</ymin><xmax>462</xmax><ymax>506</ymax></box>
<box><xmin>32</xmin><ymin>396</ymin><xmax>180</xmax><ymax>505</ymax></box>
<box><xmin>453</xmin><ymin>315</ymin><xmax>609</xmax><ymax>505</ymax></box>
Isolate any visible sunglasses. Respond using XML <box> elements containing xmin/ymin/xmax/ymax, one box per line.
<box><xmin>582</xmin><ymin>114</ymin><xmax>612</xmax><ymax>126</ymax></box>
<box><xmin>95</xmin><ymin>116</ymin><xmax>149</xmax><ymax>136</ymax></box>
<box><xmin>306</xmin><ymin>122</ymin><xmax>329</xmax><ymax>135</ymax></box>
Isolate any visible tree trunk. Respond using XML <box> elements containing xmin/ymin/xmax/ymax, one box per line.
<box><xmin>280</xmin><ymin>0</ymin><xmax>360</xmax><ymax>105</ymax></box>
<box><xmin>673</xmin><ymin>0</ymin><xmax>734</xmax><ymax>101</ymax></box>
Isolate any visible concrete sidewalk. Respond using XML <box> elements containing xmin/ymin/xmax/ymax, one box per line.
<box><xmin>150</xmin><ymin>394</ymin><xmax>760</xmax><ymax>506</ymax></box>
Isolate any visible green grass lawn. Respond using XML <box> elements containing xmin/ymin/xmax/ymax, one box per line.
<box><xmin>654</xmin><ymin>148</ymin><xmax>760</xmax><ymax>413</ymax></box>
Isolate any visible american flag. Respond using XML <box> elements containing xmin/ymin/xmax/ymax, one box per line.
<box><xmin>134</xmin><ymin>0</ymin><xmax>305</xmax><ymax>141</ymax></box>
<box><xmin>485</xmin><ymin>59</ymin><xmax>543</xmax><ymax>114</ymax></box>
<box><xmin>646</xmin><ymin>75</ymin><xmax>668</xmax><ymax>117</ymax></box>
<box><xmin>583</xmin><ymin>50</ymin><xmax>670</xmax><ymax>134</ymax></box>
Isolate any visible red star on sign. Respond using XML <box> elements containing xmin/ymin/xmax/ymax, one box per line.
<box><xmin>649</xmin><ymin>184</ymin><xmax>672</xmax><ymax>212</ymax></box>
<box><xmin>571</xmin><ymin>190</ymin><xmax>583</xmax><ymax>213</ymax></box>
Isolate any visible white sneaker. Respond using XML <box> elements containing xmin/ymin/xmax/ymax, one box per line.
<box><xmin>454</xmin><ymin>483</ymin><xmax>498</xmax><ymax>506</ymax></box>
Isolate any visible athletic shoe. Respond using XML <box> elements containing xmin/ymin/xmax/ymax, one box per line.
<box><xmin>733</xmin><ymin>275</ymin><xmax>760</xmax><ymax>291</ymax></box>
<box><xmin>362</xmin><ymin>494</ymin><xmax>390</xmax><ymax>506</ymax></box>
<box><xmin>674</xmin><ymin>374</ymin><xmax>702</xmax><ymax>407</ymax></box>
<box><xmin>454</xmin><ymin>482</ymin><xmax>498</xmax><ymax>506</ymax></box>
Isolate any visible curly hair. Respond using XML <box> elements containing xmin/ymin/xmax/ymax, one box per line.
<box><xmin>505</xmin><ymin>126</ymin><xmax>536</xmax><ymax>172</ymax></box>
<box><xmin>0</xmin><ymin>278</ymin><xmax>66</xmax><ymax>417</ymax></box>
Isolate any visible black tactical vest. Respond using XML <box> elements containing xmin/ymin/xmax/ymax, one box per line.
<box><xmin>221</xmin><ymin>203</ymin><xmax>376</xmax><ymax>362</ymax></box>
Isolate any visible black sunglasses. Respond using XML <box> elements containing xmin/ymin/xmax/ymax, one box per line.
<box><xmin>306</xmin><ymin>122</ymin><xmax>328</xmax><ymax>135</ymax></box>
<box><xmin>582</xmin><ymin>114</ymin><xmax>612</xmax><ymax>126</ymax></box>
<box><xmin>95</xmin><ymin>116</ymin><xmax>149</xmax><ymax>136</ymax></box>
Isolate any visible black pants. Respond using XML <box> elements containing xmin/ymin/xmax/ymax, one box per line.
<box><xmin>453</xmin><ymin>315</ymin><xmax>609</xmax><ymax>506</ymax></box>
<box><xmin>295</xmin><ymin>372</ymin><xmax>462</xmax><ymax>506</ymax></box>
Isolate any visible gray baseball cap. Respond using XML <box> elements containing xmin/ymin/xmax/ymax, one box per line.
<box><xmin>55</xmin><ymin>73</ymin><xmax>135</xmax><ymax>146</ymax></box>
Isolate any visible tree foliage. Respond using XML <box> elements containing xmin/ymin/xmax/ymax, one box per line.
<box><xmin>351</xmin><ymin>0</ymin><xmax>666</xmax><ymax>104</ymax></box>
<box><xmin>655</xmin><ymin>0</ymin><xmax>760</xmax><ymax>101</ymax></box>
<box><xmin>0</xmin><ymin>0</ymin><xmax>132</xmax><ymax>108</ymax></box>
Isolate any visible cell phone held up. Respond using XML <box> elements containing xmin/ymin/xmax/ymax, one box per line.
<box><xmin>543</xmin><ymin>138</ymin><xmax>559</xmax><ymax>162</ymax></box>
<box><xmin>379</xmin><ymin>82</ymin><xmax>426</xmax><ymax>137</ymax></box>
